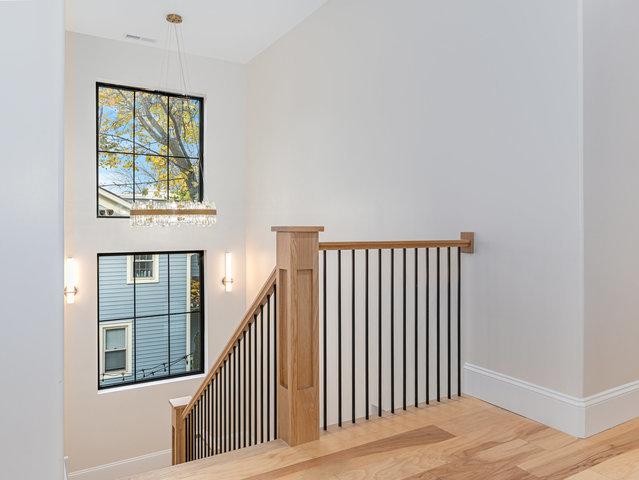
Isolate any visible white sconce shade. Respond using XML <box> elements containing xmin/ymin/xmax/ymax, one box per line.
<box><xmin>65</xmin><ymin>257</ymin><xmax>78</xmax><ymax>304</ymax></box>
<box><xmin>223</xmin><ymin>251</ymin><xmax>233</xmax><ymax>292</ymax></box>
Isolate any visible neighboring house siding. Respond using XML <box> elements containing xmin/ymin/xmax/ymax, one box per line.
<box><xmin>98</xmin><ymin>254</ymin><xmax>192</xmax><ymax>387</ymax></box>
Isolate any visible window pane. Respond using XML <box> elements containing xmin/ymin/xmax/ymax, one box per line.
<box><xmin>168</xmin><ymin>159</ymin><xmax>200</xmax><ymax>202</ymax></box>
<box><xmin>169</xmin><ymin>313</ymin><xmax>188</xmax><ymax>374</ymax></box>
<box><xmin>134</xmin><ymin>155</ymin><xmax>168</xmax><ymax>200</ymax></box>
<box><xmin>189</xmin><ymin>254</ymin><xmax>201</xmax><ymax>311</ymax></box>
<box><xmin>98</xmin><ymin>86</ymin><xmax>134</xmax><ymax>153</ymax></box>
<box><xmin>105</xmin><ymin>328</ymin><xmax>126</xmax><ymax>350</ymax></box>
<box><xmin>169</xmin><ymin>253</ymin><xmax>200</xmax><ymax>313</ymax></box>
<box><xmin>187</xmin><ymin>312</ymin><xmax>202</xmax><ymax>372</ymax></box>
<box><xmin>134</xmin><ymin>92</ymin><xmax>168</xmax><ymax>156</ymax></box>
<box><xmin>98</xmin><ymin>153</ymin><xmax>133</xmax><ymax>216</ymax></box>
<box><xmin>169</xmin><ymin>97</ymin><xmax>201</xmax><ymax>158</ymax></box>
<box><xmin>135</xmin><ymin>315</ymin><xmax>169</xmax><ymax>381</ymax></box>
<box><xmin>98</xmin><ymin>251</ymin><xmax>203</xmax><ymax>389</ymax></box>
<box><xmin>97</xmin><ymin>85</ymin><xmax>203</xmax><ymax>218</ymax></box>
<box><xmin>105</xmin><ymin>350</ymin><xmax>126</xmax><ymax>372</ymax></box>
<box><xmin>99</xmin><ymin>256</ymin><xmax>134</xmax><ymax>320</ymax></box>
<box><xmin>135</xmin><ymin>254</ymin><xmax>167</xmax><ymax>316</ymax></box>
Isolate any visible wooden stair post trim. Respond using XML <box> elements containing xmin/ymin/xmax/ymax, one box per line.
<box><xmin>170</xmin><ymin>396</ymin><xmax>191</xmax><ymax>465</ymax></box>
<box><xmin>460</xmin><ymin>232</ymin><xmax>475</xmax><ymax>253</ymax></box>
<box><xmin>272</xmin><ymin>226</ymin><xmax>323</xmax><ymax>447</ymax></box>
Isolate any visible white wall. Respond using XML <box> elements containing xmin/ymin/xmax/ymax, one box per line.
<box><xmin>246</xmin><ymin>0</ymin><xmax>584</xmax><ymax>402</ymax></box>
<box><xmin>583</xmin><ymin>1</ymin><xmax>639</xmax><ymax>396</ymax></box>
<box><xmin>64</xmin><ymin>32</ymin><xmax>247</xmax><ymax>476</ymax></box>
<box><xmin>0</xmin><ymin>1</ymin><xmax>65</xmax><ymax>478</ymax></box>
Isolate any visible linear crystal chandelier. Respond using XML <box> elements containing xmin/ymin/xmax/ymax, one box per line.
<box><xmin>130</xmin><ymin>13</ymin><xmax>217</xmax><ymax>227</ymax></box>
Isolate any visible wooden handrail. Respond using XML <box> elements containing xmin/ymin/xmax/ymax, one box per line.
<box><xmin>319</xmin><ymin>232</ymin><xmax>475</xmax><ymax>253</ymax></box>
<box><xmin>182</xmin><ymin>267</ymin><xmax>278</xmax><ymax>418</ymax></box>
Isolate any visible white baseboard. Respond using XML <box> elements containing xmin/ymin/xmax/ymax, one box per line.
<box><xmin>583</xmin><ymin>377</ymin><xmax>639</xmax><ymax>436</ymax></box>
<box><xmin>464</xmin><ymin>363</ymin><xmax>639</xmax><ymax>438</ymax></box>
<box><xmin>68</xmin><ymin>449</ymin><xmax>171</xmax><ymax>480</ymax></box>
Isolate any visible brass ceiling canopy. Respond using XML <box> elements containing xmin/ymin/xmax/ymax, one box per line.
<box><xmin>166</xmin><ymin>13</ymin><xmax>183</xmax><ymax>24</ymax></box>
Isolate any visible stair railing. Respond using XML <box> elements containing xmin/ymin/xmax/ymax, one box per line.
<box><xmin>172</xmin><ymin>267</ymin><xmax>277</xmax><ymax>464</ymax></box>
<box><xmin>171</xmin><ymin>227</ymin><xmax>474</xmax><ymax>465</ymax></box>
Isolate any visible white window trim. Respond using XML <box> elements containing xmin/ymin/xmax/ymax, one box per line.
<box><xmin>126</xmin><ymin>254</ymin><xmax>160</xmax><ymax>284</ymax></box>
<box><xmin>99</xmin><ymin>320</ymin><xmax>134</xmax><ymax>378</ymax></box>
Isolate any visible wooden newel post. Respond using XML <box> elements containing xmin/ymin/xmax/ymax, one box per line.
<box><xmin>272</xmin><ymin>226</ymin><xmax>324</xmax><ymax>446</ymax></box>
<box><xmin>170</xmin><ymin>396</ymin><xmax>191</xmax><ymax>465</ymax></box>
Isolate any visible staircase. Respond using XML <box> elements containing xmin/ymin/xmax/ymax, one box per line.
<box><xmin>166</xmin><ymin>226</ymin><xmax>475</xmax><ymax>473</ymax></box>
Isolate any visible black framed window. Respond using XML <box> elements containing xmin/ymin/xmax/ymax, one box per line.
<box><xmin>97</xmin><ymin>251</ymin><xmax>205</xmax><ymax>389</ymax></box>
<box><xmin>96</xmin><ymin>83</ymin><xmax>204</xmax><ymax>217</ymax></box>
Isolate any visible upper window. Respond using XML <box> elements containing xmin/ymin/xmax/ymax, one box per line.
<box><xmin>98</xmin><ymin>251</ymin><xmax>204</xmax><ymax>389</ymax></box>
<box><xmin>96</xmin><ymin>83</ymin><xmax>204</xmax><ymax>218</ymax></box>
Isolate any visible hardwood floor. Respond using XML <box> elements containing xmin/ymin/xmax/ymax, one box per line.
<box><xmin>125</xmin><ymin>397</ymin><xmax>639</xmax><ymax>480</ymax></box>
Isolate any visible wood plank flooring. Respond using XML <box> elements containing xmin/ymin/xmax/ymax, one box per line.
<box><xmin>125</xmin><ymin>397</ymin><xmax>639</xmax><ymax>480</ymax></box>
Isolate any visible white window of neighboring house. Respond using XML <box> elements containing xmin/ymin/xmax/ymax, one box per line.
<box><xmin>100</xmin><ymin>321</ymin><xmax>133</xmax><ymax>377</ymax></box>
<box><xmin>126</xmin><ymin>254</ymin><xmax>159</xmax><ymax>283</ymax></box>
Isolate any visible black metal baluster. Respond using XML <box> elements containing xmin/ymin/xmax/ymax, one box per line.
<box><xmin>229</xmin><ymin>352</ymin><xmax>233</xmax><ymax>451</ymax></box>
<box><xmin>402</xmin><ymin>248</ymin><xmax>406</xmax><ymax>411</ymax></box>
<box><xmin>378</xmin><ymin>249</ymin><xmax>382</xmax><ymax>417</ymax></box>
<box><xmin>213</xmin><ymin>375</ymin><xmax>217</xmax><ymax>455</ymax></box>
<box><xmin>248</xmin><ymin>321</ymin><xmax>252</xmax><ymax>446</ymax></box>
<box><xmin>352</xmin><ymin>249</ymin><xmax>356</xmax><ymax>424</ymax></box>
<box><xmin>191</xmin><ymin>409</ymin><xmax>195</xmax><ymax>460</ymax></box>
<box><xmin>260</xmin><ymin>304</ymin><xmax>264</xmax><ymax>443</ymax></box>
<box><xmin>201</xmin><ymin>397</ymin><xmax>204</xmax><ymax>457</ymax></box>
<box><xmin>391</xmin><ymin>248</ymin><xmax>395</xmax><ymax>414</ymax></box>
<box><xmin>437</xmin><ymin>247</ymin><xmax>441</xmax><ymax>403</ymax></box>
<box><xmin>202</xmin><ymin>396</ymin><xmax>205</xmax><ymax>457</ymax></box>
<box><xmin>225</xmin><ymin>360</ymin><xmax>228</xmax><ymax>452</ymax></box>
<box><xmin>414</xmin><ymin>248</ymin><xmax>418</xmax><ymax>407</ymax></box>
<box><xmin>186</xmin><ymin>413</ymin><xmax>190</xmax><ymax>462</ymax></box>
<box><xmin>457</xmin><ymin>247</ymin><xmax>462</xmax><ymax>397</ymax></box>
<box><xmin>267</xmin><ymin>296</ymin><xmax>271</xmax><ymax>440</ymax></box>
<box><xmin>243</xmin><ymin>330</ymin><xmax>247</xmax><ymax>448</ymax></box>
<box><xmin>447</xmin><ymin>247</ymin><xmax>451</xmax><ymax>400</ymax></box>
<box><xmin>234</xmin><ymin>345</ymin><xmax>238</xmax><ymax>450</ymax></box>
<box><xmin>323</xmin><ymin>250</ymin><xmax>327</xmax><ymax>431</ymax></box>
<box><xmin>192</xmin><ymin>401</ymin><xmax>196</xmax><ymax>459</ymax></box>
<box><xmin>196</xmin><ymin>399</ymin><xmax>200</xmax><ymax>459</ymax></box>
<box><xmin>338</xmin><ymin>249</ymin><xmax>342</xmax><ymax>427</ymax></box>
<box><xmin>194</xmin><ymin>399</ymin><xmax>198</xmax><ymax>459</ymax></box>
<box><xmin>253</xmin><ymin>316</ymin><xmax>257</xmax><ymax>443</ymax></box>
<box><xmin>227</xmin><ymin>359</ymin><xmax>231</xmax><ymax>451</ymax></box>
<box><xmin>237</xmin><ymin>344</ymin><xmax>240</xmax><ymax>448</ymax></box>
<box><xmin>365</xmin><ymin>249</ymin><xmax>369</xmax><ymax>420</ymax></box>
<box><xmin>426</xmin><ymin>248</ymin><xmax>430</xmax><ymax>405</ymax></box>
<box><xmin>273</xmin><ymin>284</ymin><xmax>278</xmax><ymax>439</ymax></box>
<box><xmin>206</xmin><ymin>384</ymin><xmax>210</xmax><ymax>456</ymax></box>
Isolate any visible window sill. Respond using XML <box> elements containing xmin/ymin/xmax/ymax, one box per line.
<box><xmin>97</xmin><ymin>372</ymin><xmax>206</xmax><ymax>395</ymax></box>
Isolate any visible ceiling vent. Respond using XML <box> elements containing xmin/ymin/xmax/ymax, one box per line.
<box><xmin>124</xmin><ymin>34</ymin><xmax>156</xmax><ymax>43</ymax></box>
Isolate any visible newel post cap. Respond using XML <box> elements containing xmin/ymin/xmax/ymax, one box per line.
<box><xmin>271</xmin><ymin>226</ymin><xmax>325</xmax><ymax>233</ymax></box>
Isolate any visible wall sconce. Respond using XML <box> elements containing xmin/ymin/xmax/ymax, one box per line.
<box><xmin>65</xmin><ymin>257</ymin><xmax>78</xmax><ymax>304</ymax></box>
<box><xmin>222</xmin><ymin>251</ymin><xmax>233</xmax><ymax>292</ymax></box>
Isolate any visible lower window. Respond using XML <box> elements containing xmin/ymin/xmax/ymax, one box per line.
<box><xmin>97</xmin><ymin>251</ymin><xmax>204</xmax><ymax>389</ymax></box>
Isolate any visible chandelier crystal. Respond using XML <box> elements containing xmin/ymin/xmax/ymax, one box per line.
<box><xmin>130</xmin><ymin>200</ymin><xmax>217</xmax><ymax>227</ymax></box>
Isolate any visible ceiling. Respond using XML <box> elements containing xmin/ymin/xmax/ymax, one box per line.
<box><xmin>65</xmin><ymin>0</ymin><xmax>327</xmax><ymax>64</ymax></box>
